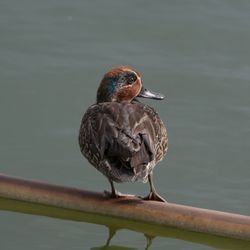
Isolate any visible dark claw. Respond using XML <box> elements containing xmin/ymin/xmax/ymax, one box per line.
<box><xmin>104</xmin><ymin>190</ymin><xmax>121</xmax><ymax>198</ymax></box>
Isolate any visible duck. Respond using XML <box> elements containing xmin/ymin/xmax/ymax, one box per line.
<box><xmin>79</xmin><ymin>66</ymin><xmax>168</xmax><ymax>202</ymax></box>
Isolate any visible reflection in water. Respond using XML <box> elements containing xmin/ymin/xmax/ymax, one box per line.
<box><xmin>104</xmin><ymin>227</ymin><xmax>118</xmax><ymax>248</ymax></box>
<box><xmin>91</xmin><ymin>228</ymin><xmax>136</xmax><ymax>250</ymax></box>
<box><xmin>91</xmin><ymin>227</ymin><xmax>154</xmax><ymax>250</ymax></box>
<box><xmin>144</xmin><ymin>234</ymin><xmax>155</xmax><ymax>250</ymax></box>
<box><xmin>91</xmin><ymin>246</ymin><xmax>136</xmax><ymax>250</ymax></box>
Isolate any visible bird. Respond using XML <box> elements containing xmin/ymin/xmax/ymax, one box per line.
<box><xmin>79</xmin><ymin>66</ymin><xmax>168</xmax><ymax>202</ymax></box>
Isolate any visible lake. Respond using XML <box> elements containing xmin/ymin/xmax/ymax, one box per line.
<box><xmin>1</xmin><ymin>1</ymin><xmax>250</xmax><ymax>249</ymax></box>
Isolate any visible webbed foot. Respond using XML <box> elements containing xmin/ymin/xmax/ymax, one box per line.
<box><xmin>142</xmin><ymin>191</ymin><xmax>167</xmax><ymax>202</ymax></box>
<box><xmin>143</xmin><ymin>173</ymin><xmax>167</xmax><ymax>202</ymax></box>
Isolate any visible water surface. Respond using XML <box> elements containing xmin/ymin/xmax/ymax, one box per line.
<box><xmin>1</xmin><ymin>1</ymin><xmax>250</xmax><ymax>249</ymax></box>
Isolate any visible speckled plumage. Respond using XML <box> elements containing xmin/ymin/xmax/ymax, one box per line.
<box><xmin>79</xmin><ymin>66</ymin><xmax>168</xmax><ymax>202</ymax></box>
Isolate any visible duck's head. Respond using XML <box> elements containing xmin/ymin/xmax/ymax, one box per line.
<box><xmin>97</xmin><ymin>66</ymin><xmax>165</xmax><ymax>103</ymax></box>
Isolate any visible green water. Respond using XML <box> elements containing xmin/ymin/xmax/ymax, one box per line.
<box><xmin>1</xmin><ymin>1</ymin><xmax>250</xmax><ymax>249</ymax></box>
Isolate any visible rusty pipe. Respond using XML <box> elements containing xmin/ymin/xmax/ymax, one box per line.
<box><xmin>0</xmin><ymin>173</ymin><xmax>250</xmax><ymax>241</ymax></box>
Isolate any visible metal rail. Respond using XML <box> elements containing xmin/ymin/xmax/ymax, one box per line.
<box><xmin>0</xmin><ymin>173</ymin><xmax>250</xmax><ymax>241</ymax></box>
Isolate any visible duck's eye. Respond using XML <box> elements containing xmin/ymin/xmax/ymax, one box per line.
<box><xmin>127</xmin><ymin>74</ymin><xmax>137</xmax><ymax>84</ymax></box>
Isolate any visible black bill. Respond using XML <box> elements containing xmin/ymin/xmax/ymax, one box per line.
<box><xmin>138</xmin><ymin>86</ymin><xmax>165</xmax><ymax>100</ymax></box>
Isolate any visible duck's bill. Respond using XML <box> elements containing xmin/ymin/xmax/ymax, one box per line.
<box><xmin>138</xmin><ymin>87</ymin><xmax>165</xmax><ymax>100</ymax></box>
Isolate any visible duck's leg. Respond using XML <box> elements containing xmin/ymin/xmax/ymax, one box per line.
<box><xmin>105</xmin><ymin>179</ymin><xmax>136</xmax><ymax>199</ymax></box>
<box><xmin>109</xmin><ymin>179</ymin><xmax>118</xmax><ymax>198</ymax></box>
<box><xmin>103</xmin><ymin>179</ymin><xmax>119</xmax><ymax>198</ymax></box>
<box><xmin>143</xmin><ymin>173</ymin><xmax>167</xmax><ymax>202</ymax></box>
